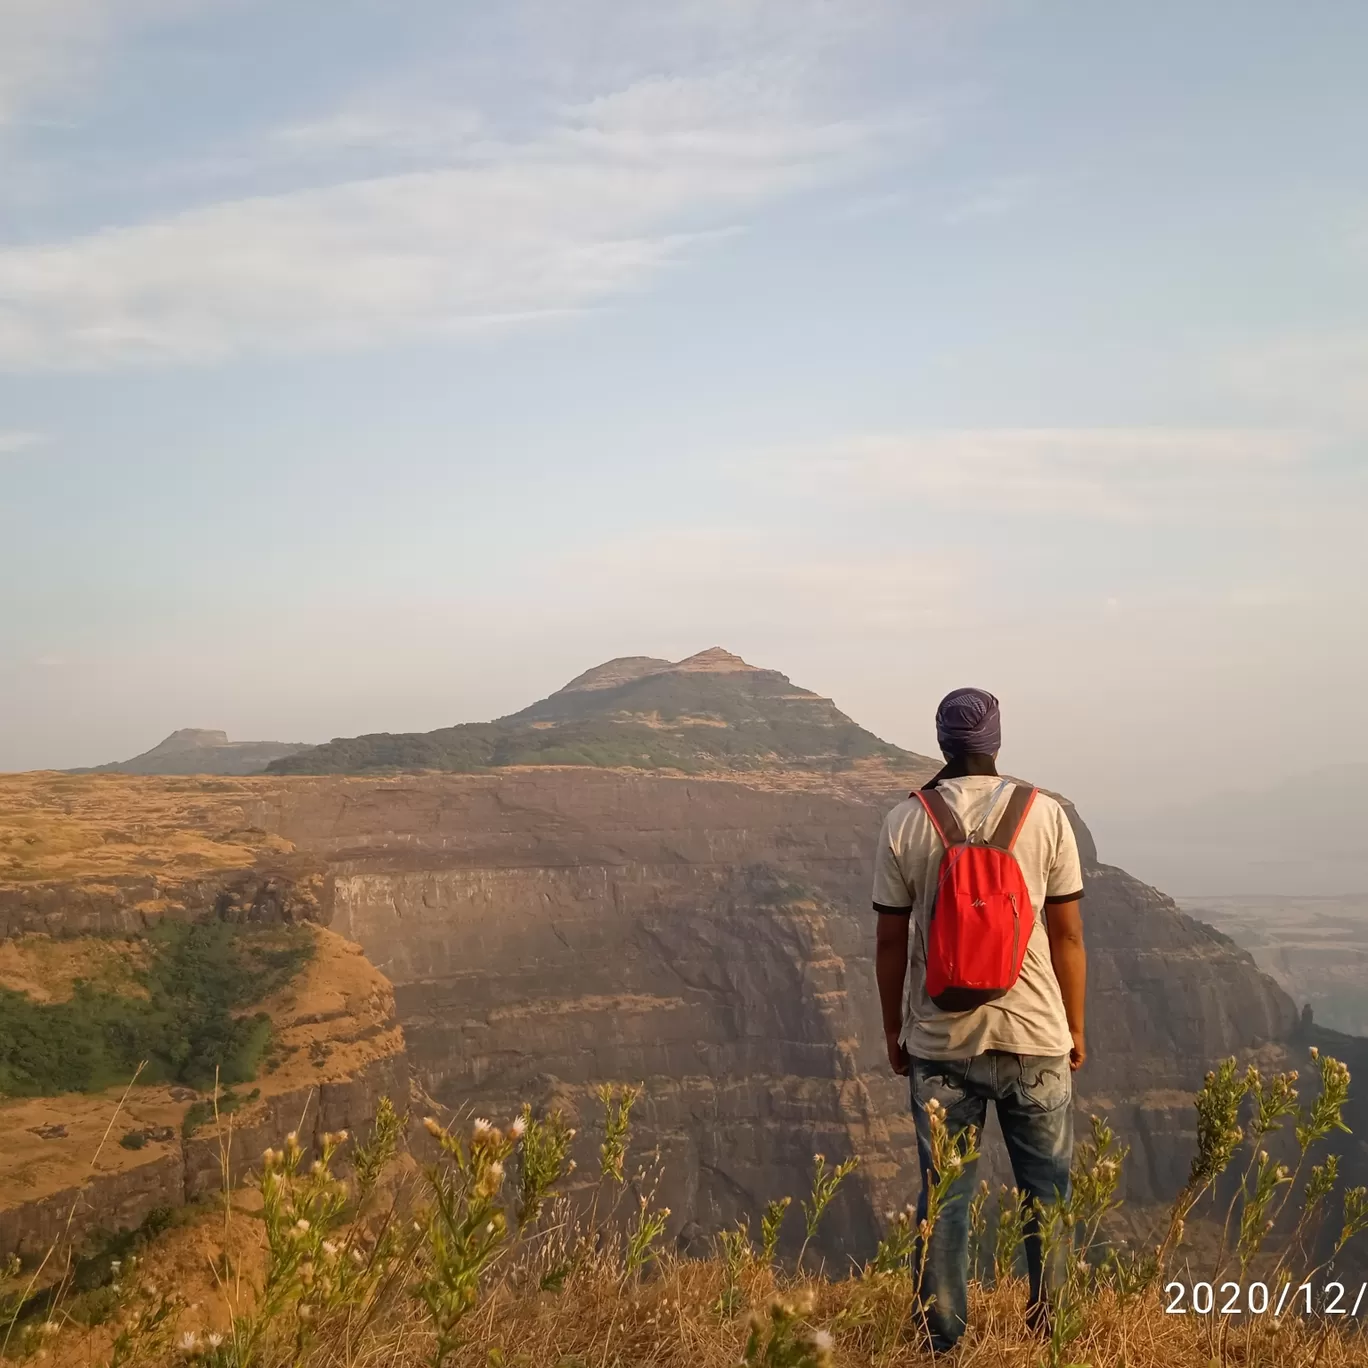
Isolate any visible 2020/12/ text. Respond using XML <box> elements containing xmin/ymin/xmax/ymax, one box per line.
<box><xmin>1166</xmin><ymin>1281</ymin><xmax>1368</xmax><ymax>1316</ymax></box>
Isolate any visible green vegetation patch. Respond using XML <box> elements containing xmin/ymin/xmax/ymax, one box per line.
<box><xmin>0</xmin><ymin>921</ymin><xmax>313</xmax><ymax>1099</ymax></box>
<box><xmin>181</xmin><ymin>1085</ymin><xmax>259</xmax><ymax>1139</ymax></box>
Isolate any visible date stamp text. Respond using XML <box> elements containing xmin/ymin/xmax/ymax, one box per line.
<box><xmin>1165</xmin><ymin>1281</ymin><xmax>1368</xmax><ymax>1317</ymax></box>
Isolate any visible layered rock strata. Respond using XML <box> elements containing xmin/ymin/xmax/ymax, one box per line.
<box><xmin>0</xmin><ymin>764</ymin><xmax>1303</xmax><ymax>1265</ymax></box>
<box><xmin>260</xmin><ymin>768</ymin><xmax>1297</xmax><ymax>1248</ymax></box>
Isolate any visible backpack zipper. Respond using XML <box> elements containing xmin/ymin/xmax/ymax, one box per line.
<box><xmin>1009</xmin><ymin>892</ymin><xmax>1021</xmax><ymax>977</ymax></box>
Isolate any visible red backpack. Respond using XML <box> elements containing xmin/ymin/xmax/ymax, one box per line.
<box><xmin>912</xmin><ymin>781</ymin><xmax>1038</xmax><ymax>1012</ymax></box>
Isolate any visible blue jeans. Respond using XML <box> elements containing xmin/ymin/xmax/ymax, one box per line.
<box><xmin>909</xmin><ymin>1051</ymin><xmax>1073</xmax><ymax>1351</ymax></box>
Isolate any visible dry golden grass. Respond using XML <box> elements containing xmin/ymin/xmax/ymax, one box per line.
<box><xmin>22</xmin><ymin>1224</ymin><xmax>1368</xmax><ymax>1368</ymax></box>
<box><xmin>0</xmin><ymin>933</ymin><xmax>147</xmax><ymax>1002</ymax></box>
<box><xmin>0</xmin><ymin>763</ymin><xmax>916</xmax><ymax>893</ymax></box>
<box><xmin>0</xmin><ymin>772</ymin><xmax>296</xmax><ymax>886</ymax></box>
<box><xmin>7</xmin><ymin>1072</ymin><xmax>1368</xmax><ymax>1368</ymax></box>
<box><xmin>445</xmin><ymin>1259</ymin><xmax>1368</xmax><ymax>1368</ymax></box>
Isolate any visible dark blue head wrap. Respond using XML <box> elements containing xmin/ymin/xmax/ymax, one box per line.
<box><xmin>935</xmin><ymin>687</ymin><xmax>1001</xmax><ymax>758</ymax></box>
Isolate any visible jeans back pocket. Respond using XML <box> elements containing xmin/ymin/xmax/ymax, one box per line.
<box><xmin>1016</xmin><ymin>1055</ymin><xmax>1071</xmax><ymax>1113</ymax></box>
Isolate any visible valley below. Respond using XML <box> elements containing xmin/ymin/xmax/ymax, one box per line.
<box><xmin>1180</xmin><ymin>893</ymin><xmax>1368</xmax><ymax>1037</ymax></box>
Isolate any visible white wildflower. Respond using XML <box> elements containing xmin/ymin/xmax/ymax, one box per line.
<box><xmin>473</xmin><ymin>1118</ymin><xmax>494</xmax><ymax>1138</ymax></box>
<box><xmin>508</xmin><ymin>1114</ymin><xmax>527</xmax><ymax>1139</ymax></box>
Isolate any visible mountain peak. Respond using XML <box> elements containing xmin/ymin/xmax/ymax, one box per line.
<box><xmin>557</xmin><ymin>657</ymin><xmax>672</xmax><ymax>694</ymax></box>
<box><xmin>270</xmin><ymin>647</ymin><xmax>936</xmax><ymax>777</ymax></box>
<box><xmin>669</xmin><ymin>647</ymin><xmax>760</xmax><ymax>674</ymax></box>
<box><xmin>154</xmin><ymin>728</ymin><xmax>231</xmax><ymax>752</ymax></box>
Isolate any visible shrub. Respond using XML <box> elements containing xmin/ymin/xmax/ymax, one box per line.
<box><xmin>10</xmin><ymin>1048</ymin><xmax>1368</xmax><ymax>1368</ymax></box>
<box><xmin>0</xmin><ymin>923</ymin><xmax>312</xmax><ymax>1098</ymax></box>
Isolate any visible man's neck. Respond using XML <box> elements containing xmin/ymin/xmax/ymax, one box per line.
<box><xmin>924</xmin><ymin>753</ymin><xmax>999</xmax><ymax>788</ymax></box>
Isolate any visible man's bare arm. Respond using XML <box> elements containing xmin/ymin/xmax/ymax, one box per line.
<box><xmin>875</xmin><ymin>911</ymin><xmax>911</xmax><ymax>1075</ymax></box>
<box><xmin>1044</xmin><ymin>899</ymin><xmax>1087</xmax><ymax>1070</ymax></box>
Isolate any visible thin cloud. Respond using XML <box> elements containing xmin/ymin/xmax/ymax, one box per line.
<box><xmin>1226</xmin><ymin>332</ymin><xmax>1368</xmax><ymax>432</ymax></box>
<box><xmin>0</xmin><ymin>69</ymin><xmax>893</xmax><ymax>370</ymax></box>
<box><xmin>0</xmin><ymin>431</ymin><xmax>44</xmax><ymax>453</ymax></box>
<box><xmin>565</xmin><ymin>527</ymin><xmax>959</xmax><ymax>636</ymax></box>
<box><xmin>0</xmin><ymin>0</ymin><xmax>182</xmax><ymax>131</ymax></box>
<box><xmin>771</xmin><ymin>427</ymin><xmax>1344</xmax><ymax>523</ymax></box>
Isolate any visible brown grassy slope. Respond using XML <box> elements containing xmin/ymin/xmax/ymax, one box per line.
<box><xmin>25</xmin><ymin>1220</ymin><xmax>1368</xmax><ymax>1368</ymax></box>
<box><xmin>0</xmin><ymin>772</ymin><xmax>295</xmax><ymax>886</ymax></box>
<box><xmin>0</xmin><ymin>934</ymin><xmax>147</xmax><ymax>1002</ymax></box>
<box><xmin>0</xmin><ymin>927</ymin><xmax>402</xmax><ymax>1238</ymax></box>
<box><xmin>0</xmin><ymin>761</ymin><xmax>936</xmax><ymax>887</ymax></box>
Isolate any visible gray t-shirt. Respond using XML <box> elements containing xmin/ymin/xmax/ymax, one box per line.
<box><xmin>871</xmin><ymin>776</ymin><xmax>1084</xmax><ymax>1060</ymax></box>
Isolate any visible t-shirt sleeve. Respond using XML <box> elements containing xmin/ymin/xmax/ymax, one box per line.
<box><xmin>872</xmin><ymin>810</ymin><xmax>914</xmax><ymax>913</ymax></box>
<box><xmin>1044</xmin><ymin>801</ymin><xmax>1085</xmax><ymax>904</ymax></box>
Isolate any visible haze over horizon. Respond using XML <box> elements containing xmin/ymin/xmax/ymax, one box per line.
<box><xmin>3</xmin><ymin>3</ymin><xmax>1366</xmax><ymax>828</ymax></box>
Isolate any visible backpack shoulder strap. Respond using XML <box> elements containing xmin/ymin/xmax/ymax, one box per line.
<box><xmin>913</xmin><ymin>788</ymin><xmax>967</xmax><ymax>848</ymax></box>
<box><xmin>987</xmin><ymin>784</ymin><xmax>1038</xmax><ymax>852</ymax></box>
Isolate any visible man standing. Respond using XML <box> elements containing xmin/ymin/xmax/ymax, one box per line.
<box><xmin>872</xmin><ymin>687</ymin><xmax>1087</xmax><ymax>1351</ymax></box>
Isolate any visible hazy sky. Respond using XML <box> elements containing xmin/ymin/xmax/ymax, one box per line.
<box><xmin>3</xmin><ymin>1</ymin><xmax>1366</xmax><ymax>827</ymax></box>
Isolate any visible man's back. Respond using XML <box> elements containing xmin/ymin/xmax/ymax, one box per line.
<box><xmin>873</xmin><ymin>775</ymin><xmax>1083</xmax><ymax>1060</ymax></box>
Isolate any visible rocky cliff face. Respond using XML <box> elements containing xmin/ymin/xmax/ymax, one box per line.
<box><xmin>245</xmin><ymin>767</ymin><xmax>1298</xmax><ymax>1252</ymax></box>
<box><xmin>0</xmin><ymin>669</ymin><xmax>1306</xmax><ymax>1265</ymax></box>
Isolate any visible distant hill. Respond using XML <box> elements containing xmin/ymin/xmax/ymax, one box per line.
<box><xmin>267</xmin><ymin>647</ymin><xmax>931</xmax><ymax>776</ymax></box>
<box><xmin>74</xmin><ymin>728</ymin><xmax>308</xmax><ymax>777</ymax></box>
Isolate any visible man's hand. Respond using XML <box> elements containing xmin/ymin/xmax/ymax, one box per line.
<box><xmin>886</xmin><ymin>1029</ymin><xmax>909</xmax><ymax>1076</ymax></box>
<box><xmin>1069</xmin><ymin>1029</ymin><xmax>1086</xmax><ymax>1072</ymax></box>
